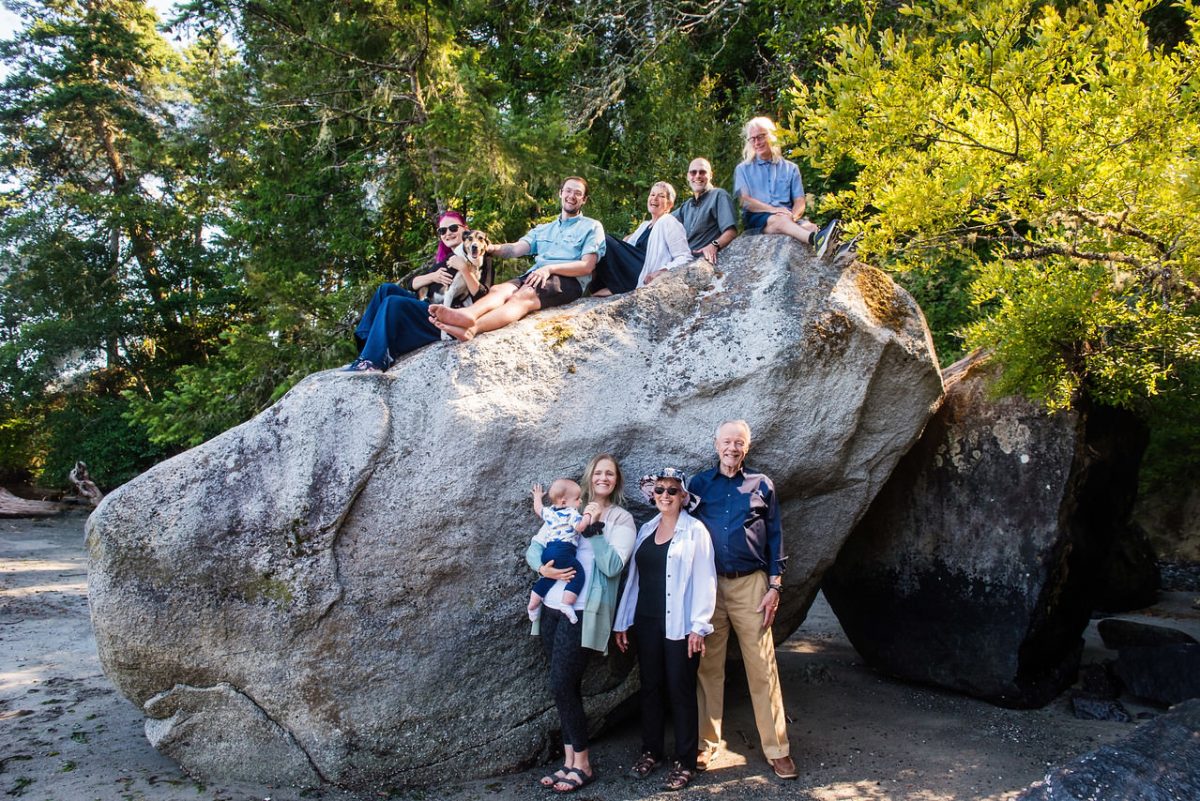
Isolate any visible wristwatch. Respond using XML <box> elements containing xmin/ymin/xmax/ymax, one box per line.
<box><xmin>768</xmin><ymin>581</ymin><xmax>783</xmax><ymax>594</ymax></box>
<box><xmin>710</xmin><ymin>239</ymin><xmax>722</xmax><ymax>251</ymax></box>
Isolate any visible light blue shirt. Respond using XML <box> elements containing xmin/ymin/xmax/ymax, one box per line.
<box><xmin>734</xmin><ymin>158</ymin><xmax>805</xmax><ymax>208</ymax></box>
<box><xmin>518</xmin><ymin>214</ymin><xmax>606</xmax><ymax>274</ymax></box>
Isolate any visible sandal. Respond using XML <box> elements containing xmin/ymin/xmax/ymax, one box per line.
<box><xmin>630</xmin><ymin>751</ymin><xmax>661</xmax><ymax>778</ymax></box>
<box><xmin>552</xmin><ymin>767</ymin><xmax>596</xmax><ymax>793</ymax></box>
<box><xmin>663</xmin><ymin>762</ymin><xmax>694</xmax><ymax>791</ymax></box>
<box><xmin>539</xmin><ymin>767</ymin><xmax>569</xmax><ymax>788</ymax></box>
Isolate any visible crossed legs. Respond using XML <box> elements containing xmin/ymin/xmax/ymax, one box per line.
<box><xmin>429</xmin><ymin>282</ymin><xmax>542</xmax><ymax>341</ymax></box>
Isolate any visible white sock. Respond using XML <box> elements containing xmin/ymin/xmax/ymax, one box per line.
<box><xmin>528</xmin><ymin>607</ymin><xmax>541</xmax><ymax>622</ymax></box>
<box><xmin>563</xmin><ymin>607</ymin><xmax>578</xmax><ymax>624</ymax></box>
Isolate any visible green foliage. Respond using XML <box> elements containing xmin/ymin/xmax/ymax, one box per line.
<box><xmin>792</xmin><ymin>0</ymin><xmax>1200</xmax><ymax>410</ymax></box>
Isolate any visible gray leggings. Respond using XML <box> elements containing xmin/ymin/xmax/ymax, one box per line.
<box><xmin>540</xmin><ymin>608</ymin><xmax>590</xmax><ymax>751</ymax></box>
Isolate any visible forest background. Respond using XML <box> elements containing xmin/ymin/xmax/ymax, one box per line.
<box><xmin>0</xmin><ymin>0</ymin><xmax>1196</xmax><ymax>514</ymax></box>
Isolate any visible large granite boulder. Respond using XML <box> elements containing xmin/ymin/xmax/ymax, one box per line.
<box><xmin>86</xmin><ymin>236</ymin><xmax>942</xmax><ymax>788</ymax></box>
<box><xmin>823</xmin><ymin>352</ymin><xmax>1150</xmax><ymax>708</ymax></box>
<box><xmin>1016</xmin><ymin>700</ymin><xmax>1200</xmax><ymax>800</ymax></box>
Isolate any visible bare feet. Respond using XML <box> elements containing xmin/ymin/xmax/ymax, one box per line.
<box><xmin>433</xmin><ymin>318</ymin><xmax>475</xmax><ymax>342</ymax></box>
<box><xmin>429</xmin><ymin>303</ymin><xmax>476</xmax><ymax>328</ymax></box>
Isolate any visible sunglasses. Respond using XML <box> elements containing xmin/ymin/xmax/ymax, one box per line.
<box><xmin>688</xmin><ymin>169</ymin><xmax>709</xmax><ymax>175</ymax></box>
<box><xmin>653</xmin><ymin>486</ymin><xmax>682</xmax><ymax>496</ymax></box>
<box><xmin>437</xmin><ymin>223</ymin><xmax>462</xmax><ymax>235</ymax></box>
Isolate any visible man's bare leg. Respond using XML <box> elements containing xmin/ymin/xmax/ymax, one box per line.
<box><xmin>430</xmin><ymin>283</ymin><xmax>515</xmax><ymax>328</ymax></box>
<box><xmin>433</xmin><ymin>319</ymin><xmax>475</xmax><ymax>342</ymax></box>
<box><xmin>763</xmin><ymin>214</ymin><xmax>818</xmax><ymax>242</ymax></box>
<box><xmin>472</xmin><ymin>289</ymin><xmax>542</xmax><ymax>335</ymax></box>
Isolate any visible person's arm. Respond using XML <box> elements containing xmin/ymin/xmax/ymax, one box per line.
<box><xmin>688</xmin><ymin>518</ymin><xmax>718</xmax><ymax>656</ymax></box>
<box><xmin>662</xmin><ymin>215</ymin><xmax>694</xmax><ymax>271</ymax></box>
<box><xmin>489</xmin><ymin>240</ymin><xmax>533</xmax><ymax>259</ymax></box>
<box><xmin>790</xmin><ymin>195</ymin><xmax>807</xmax><ymax>221</ymax></box>
<box><xmin>590</xmin><ymin>508</ymin><xmax>636</xmax><ymax>577</ymax></box>
<box><xmin>532</xmin><ymin>483</ymin><xmax>545</xmax><ymax>519</ymax></box>
<box><xmin>409</xmin><ymin>258</ymin><xmax>453</xmax><ymax>292</ymax></box>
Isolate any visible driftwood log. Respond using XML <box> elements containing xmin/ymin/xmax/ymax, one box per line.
<box><xmin>69</xmin><ymin>461</ymin><xmax>104</xmax><ymax>507</ymax></box>
<box><xmin>0</xmin><ymin>487</ymin><xmax>65</xmax><ymax>518</ymax></box>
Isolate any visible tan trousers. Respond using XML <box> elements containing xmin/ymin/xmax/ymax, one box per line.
<box><xmin>696</xmin><ymin>571</ymin><xmax>790</xmax><ymax>759</ymax></box>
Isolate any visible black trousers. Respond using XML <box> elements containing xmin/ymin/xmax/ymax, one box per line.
<box><xmin>633</xmin><ymin>615</ymin><xmax>700</xmax><ymax>768</ymax></box>
<box><xmin>541</xmin><ymin>608</ymin><xmax>590</xmax><ymax>751</ymax></box>
<box><xmin>591</xmin><ymin>234</ymin><xmax>646</xmax><ymax>295</ymax></box>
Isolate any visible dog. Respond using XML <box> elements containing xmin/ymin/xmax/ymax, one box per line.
<box><xmin>418</xmin><ymin>229</ymin><xmax>490</xmax><ymax>307</ymax></box>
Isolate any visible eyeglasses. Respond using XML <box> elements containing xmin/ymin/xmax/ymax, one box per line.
<box><xmin>436</xmin><ymin>223</ymin><xmax>462</xmax><ymax>235</ymax></box>
<box><xmin>747</xmin><ymin>133</ymin><xmax>769</xmax><ymax>144</ymax></box>
<box><xmin>653</xmin><ymin>486</ymin><xmax>682</xmax><ymax>496</ymax></box>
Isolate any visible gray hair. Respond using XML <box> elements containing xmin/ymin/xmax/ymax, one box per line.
<box><xmin>741</xmin><ymin>116</ymin><xmax>783</xmax><ymax>164</ymax></box>
<box><xmin>651</xmin><ymin>180</ymin><xmax>677</xmax><ymax>205</ymax></box>
<box><xmin>714</xmin><ymin>419</ymin><xmax>752</xmax><ymax>444</ymax></box>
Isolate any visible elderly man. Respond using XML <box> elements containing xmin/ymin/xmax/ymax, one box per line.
<box><xmin>687</xmin><ymin>419</ymin><xmax>797</xmax><ymax>780</ymax></box>
<box><xmin>430</xmin><ymin>176</ymin><xmax>604</xmax><ymax>340</ymax></box>
<box><xmin>590</xmin><ymin>181</ymin><xmax>692</xmax><ymax>296</ymax></box>
<box><xmin>735</xmin><ymin>116</ymin><xmax>838</xmax><ymax>258</ymax></box>
<box><xmin>672</xmin><ymin>157</ymin><xmax>738</xmax><ymax>265</ymax></box>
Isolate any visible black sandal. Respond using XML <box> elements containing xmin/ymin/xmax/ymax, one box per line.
<box><xmin>553</xmin><ymin>767</ymin><xmax>596</xmax><ymax>793</ymax></box>
<box><xmin>663</xmin><ymin>762</ymin><xmax>694</xmax><ymax>791</ymax></box>
<box><xmin>630</xmin><ymin>751</ymin><xmax>661</xmax><ymax>778</ymax></box>
<box><xmin>539</xmin><ymin>767</ymin><xmax>569</xmax><ymax>788</ymax></box>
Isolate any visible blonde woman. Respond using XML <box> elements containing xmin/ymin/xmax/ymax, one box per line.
<box><xmin>590</xmin><ymin>182</ymin><xmax>693</xmax><ymax>296</ymax></box>
<box><xmin>526</xmin><ymin>454</ymin><xmax>636</xmax><ymax>793</ymax></box>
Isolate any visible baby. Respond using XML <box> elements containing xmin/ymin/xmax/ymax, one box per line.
<box><xmin>528</xmin><ymin>478</ymin><xmax>595</xmax><ymax>624</ymax></box>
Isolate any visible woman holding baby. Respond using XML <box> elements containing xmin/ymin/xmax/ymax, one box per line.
<box><xmin>345</xmin><ymin>210</ymin><xmax>494</xmax><ymax>372</ymax></box>
<box><xmin>525</xmin><ymin>453</ymin><xmax>636</xmax><ymax>793</ymax></box>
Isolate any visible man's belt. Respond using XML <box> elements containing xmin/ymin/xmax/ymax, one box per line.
<box><xmin>717</xmin><ymin>569</ymin><xmax>763</xmax><ymax>579</ymax></box>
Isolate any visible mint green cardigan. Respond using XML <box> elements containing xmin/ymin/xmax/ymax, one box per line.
<box><xmin>526</xmin><ymin>505</ymin><xmax>636</xmax><ymax>654</ymax></box>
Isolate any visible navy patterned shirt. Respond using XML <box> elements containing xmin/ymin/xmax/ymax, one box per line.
<box><xmin>688</xmin><ymin>466</ymin><xmax>786</xmax><ymax>577</ymax></box>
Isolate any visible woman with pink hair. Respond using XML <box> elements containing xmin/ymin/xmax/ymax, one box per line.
<box><xmin>346</xmin><ymin>210</ymin><xmax>493</xmax><ymax>372</ymax></box>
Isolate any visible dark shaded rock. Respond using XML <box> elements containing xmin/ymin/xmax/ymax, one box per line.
<box><xmin>1068</xmin><ymin>693</ymin><xmax>1131</xmax><ymax>722</ymax></box>
<box><xmin>824</xmin><ymin>352</ymin><xmax>1150</xmax><ymax>708</ymax></box>
<box><xmin>1114</xmin><ymin>644</ymin><xmax>1200</xmax><ymax>706</ymax></box>
<box><xmin>1016</xmin><ymin>699</ymin><xmax>1200</xmax><ymax>800</ymax></box>
<box><xmin>1097</xmin><ymin>618</ymin><xmax>1198</xmax><ymax>650</ymax></box>
<box><xmin>1092</xmin><ymin>523</ymin><xmax>1160</xmax><ymax>612</ymax></box>
<box><xmin>86</xmin><ymin>238</ymin><xmax>942</xmax><ymax>788</ymax></box>
<box><xmin>1077</xmin><ymin>662</ymin><xmax>1121</xmax><ymax>699</ymax></box>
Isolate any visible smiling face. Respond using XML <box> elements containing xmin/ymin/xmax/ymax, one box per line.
<box><xmin>747</xmin><ymin>125</ymin><xmax>772</xmax><ymax>160</ymax></box>
<box><xmin>437</xmin><ymin>215</ymin><xmax>465</xmax><ymax>250</ymax></box>
<box><xmin>646</xmin><ymin>184</ymin><xmax>674</xmax><ymax>220</ymax></box>
<box><xmin>590</xmin><ymin>457</ymin><xmax>619</xmax><ymax>503</ymax></box>
<box><xmin>687</xmin><ymin>158</ymin><xmax>713</xmax><ymax>196</ymax></box>
<box><xmin>560</xmin><ymin>179</ymin><xmax>588</xmax><ymax>217</ymax></box>
<box><xmin>653</xmin><ymin>478</ymin><xmax>685</xmax><ymax>513</ymax></box>
<box><xmin>714</xmin><ymin>421</ymin><xmax>751</xmax><ymax>476</ymax></box>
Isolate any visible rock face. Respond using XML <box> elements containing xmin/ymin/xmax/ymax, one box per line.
<box><xmin>1016</xmin><ymin>699</ymin><xmax>1200</xmax><ymax>801</ymax></box>
<box><xmin>823</xmin><ymin>352</ymin><xmax>1150</xmax><ymax>708</ymax></box>
<box><xmin>86</xmin><ymin>236</ymin><xmax>942</xmax><ymax>788</ymax></box>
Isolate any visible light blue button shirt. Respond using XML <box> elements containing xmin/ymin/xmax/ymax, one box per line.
<box><xmin>519</xmin><ymin>214</ymin><xmax>606</xmax><ymax>274</ymax></box>
<box><xmin>734</xmin><ymin>157</ymin><xmax>805</xmax><ymax>208</ymax></box>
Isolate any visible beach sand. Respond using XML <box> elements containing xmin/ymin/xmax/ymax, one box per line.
<box><xmin>4</xmin><ymin>510</ymin><xmax>1193</xmax><ymax>801</ymax></box>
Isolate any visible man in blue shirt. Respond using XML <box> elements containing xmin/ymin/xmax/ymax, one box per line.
<box><xmin>734</xmin><ymin>116</ymin><xmax>839</xmax><ymax>258</ymax></box>
<box><xmin>430</xmin><ymin>177</ymin><xmax>605</xmax><ymax>340</ymax></box>
<box><xmin>688</xmin><ymin>419</ymin><xmax>797</xmax><ymax>780</ymax></box>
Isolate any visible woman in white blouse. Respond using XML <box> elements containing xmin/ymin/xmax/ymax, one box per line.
<box><xmin>590</xmin><ymin>182</ymin><xmax>694</xmax><ymax>296</ymax></box>
<box><xmin>614</xmin><ymin>467</ymin><xmax>717</xmax><ymax>792</ymax></box>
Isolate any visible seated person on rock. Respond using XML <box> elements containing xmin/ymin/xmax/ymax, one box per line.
<box><xmin>345</xmin><ymin>210</ymin><xmax>493</xmax><ymax>372</ymax></box>
<box><xmin>590</xmin><ymin>181</ymin><xmax>693</xmax><ymax>297</ymax></box>
<box><xmin>527</xmin><ymin>478</ymin><xmax>596</xmax><ymax>625</ymax></box>
<box><xmin>673</xmin><ymin>158</ymin><xmax>738</xmax><ymax>266</ymax></box>
<box><xmin>430</xmin><ymin>177</ymin><xmax>604</xmax><ymax>341</ymax></box>
<box><xmin>735</xmin><ymin>116</ymin><xmax>839</xmax><ymax>258</ymax></box>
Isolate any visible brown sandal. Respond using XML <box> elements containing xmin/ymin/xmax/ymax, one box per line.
<box><xmin>663</xmin><ymin>762</ymin><xmax>694</xmax><ymax>791</ymax></box>
<box><xmin>630</xmin><ymin>751</ymin><xmax>661</xmax><ymax>778</ymax></box>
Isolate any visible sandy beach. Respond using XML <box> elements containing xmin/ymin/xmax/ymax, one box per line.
<box><xmin>4</xmin><ymin>510</ymin><xmax>1195</xmax><ymax>801</ymax></box>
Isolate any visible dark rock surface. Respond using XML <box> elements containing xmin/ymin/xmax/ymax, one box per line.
<box><xmin>1016</xmin><ymin>699</ymin><xmax>1200</xmax><ymax>800</ymax></box>
<box><xmin>85</xmin><ymin>237</ymin><xmax>943</xmax><ymax>788</ymax></box>
<box><xmin>1097</xmin><ymin>618</ymin><xmax>1198</xmax><ymax>649</ymax></box>
<box><xmin>1068</xmin><ymin>693</ymin><xmax>1131</xmax><ymax>722</ymax></box>
<box><xmin>1113</xmin><ymin>644</ymin><xmax>1200</xmax><ymax>706</ymax></box>
<box><xmin>823</xmin><ymin>352</ymin><xmax>1150</xmax><ymax>708</ymax></box>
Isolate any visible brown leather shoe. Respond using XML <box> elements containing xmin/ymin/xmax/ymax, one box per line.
<box><xmin>695</xmin><ymin>745</ymin><xmax>717</xmax><ymax>772</ymax></box>
<box><xmin>770</xmin><ymin>755</ymin><xmax>798</xmax><ymax>780</ymax></box>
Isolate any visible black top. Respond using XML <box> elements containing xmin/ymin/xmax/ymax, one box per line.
<box><xmin>406</xmin><ymin>255</ymin><xmax>495</xmax><ymax>308</ymax></box>
<box><xmin>634</xmin><ymin>531</ymin><xmax>670</xmax><ymax>622</ymax></box>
